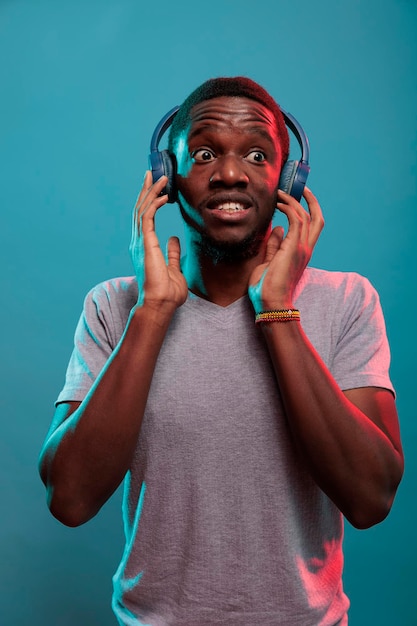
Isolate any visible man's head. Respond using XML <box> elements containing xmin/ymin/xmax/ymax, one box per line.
<box><xmin>168</xmin><ymin>77</ymin><xmax>289</xmax><ymax>263</ymax></box>
<box><xmin>168</xmin><ymin>76</ymin><xmax>289</xmax><ymax>169</ymax></box>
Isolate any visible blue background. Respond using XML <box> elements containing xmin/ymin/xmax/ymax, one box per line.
<box><xmin>1</xmin><ymin>0</ymin><xmax>416</xmax><ymax>623</ymax></box>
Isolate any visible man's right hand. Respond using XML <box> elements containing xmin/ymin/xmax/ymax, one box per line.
<box><xmin>39</xmin><ymin>172</ymin><xmax>188</xmax><ymax>527</ymax></box>
<box><xmin>130</xmin><ymin>170</ymin><xmax>188</xmax><ymax>314</ymax></box>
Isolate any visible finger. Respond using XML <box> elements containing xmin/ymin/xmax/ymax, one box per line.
<box><xmin>277</xmin><ymin>188</ymin><xmax>308</xmax><ymax>213</ymax></box>
<box><xmin>278</xmin><ymin>189</ymin><xmax>316</xmax><ymax>244</ymax></box>
<box><xmin>137</xmin><ymin>174</ymin><xmax>168</xmax><ymax>216</ymax></box>
<box><xmin>131</xmin><ymin>193</ymin><xmax>167</xmax><ymax>243</ymax></box>
<box><xmin>134</xmin><ymin>170</ymin><xmax>153</xmax><ymax>207</ymax></box>
<box><xmin>263</xmin><ymin>226</ymin><xmax>284</xmax><ymax>263</ymax></box>
<box><xmin>133</xmin><ymin>174</ymin><xmax>168</xmax><ymax>237</ymax></box>
<box><xmin>135</xmin><ymin>175</ymin><xmax>169</xmax><ymax>237</ymax></box>
<box><xmin>276</xmin><ymin>191</ymin><xmax>305</xmax><ymax>238</ymax></box>
<box><xmin>132</xmin><ymin>171</ymin><xmax>157</xmax><ymax>237</ymax></box>
<box><xmin>302</xmin><ymin>186</ymin><xmax>325</xmax><ymax>247</ymax></box>
<box><xmin>140</xmin><ymin>197</ymin><xmax>168</xmax><ymax>239</ymax></box>
<box><xmin>130</xmin><ymin>199</ymin><xmax>169</xmax><ymax>261</ymax></box>
<box><xmin>167</xmin><ymin>236</ymin><xmax>182</xmax><ymax>270</ymax></box>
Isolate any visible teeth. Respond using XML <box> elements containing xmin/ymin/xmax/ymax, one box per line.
<box><xmin>216</xmin><ymin>202</ymin><xmax>245</xmax><ymax>212</ymax></box>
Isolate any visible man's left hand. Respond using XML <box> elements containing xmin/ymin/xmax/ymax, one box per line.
<box><xmin>248</xmin><ymin>187</ymin><xmax>324</xmax><ymax>313</ymax></box>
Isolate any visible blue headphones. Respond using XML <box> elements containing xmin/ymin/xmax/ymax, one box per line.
<box><xmin>149</xmin><ymin>105</ymin><xmax>310</xmax><ymax>203</ymax></box>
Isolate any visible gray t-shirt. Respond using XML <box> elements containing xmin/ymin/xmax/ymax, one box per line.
<box><xmin>57</xmin><ymin>267</ymin><xmax>394</xmax><ymax>626</ymax></box>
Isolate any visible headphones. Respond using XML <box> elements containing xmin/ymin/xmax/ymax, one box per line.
<box><xmin>149</xmin><ymin>105</ymin><xmax>310</xmax><ymax>203</ymax></box>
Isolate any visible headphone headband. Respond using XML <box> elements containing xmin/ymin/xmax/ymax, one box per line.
<box><xmin>280</xmin><ymin>108</ymin><xmax>310</xmax><ymax>165</ymax></box>
<box><xmin>150</xmin><ymin>106</ymin><xmax>180</xmax><ymax>154</ymax></box>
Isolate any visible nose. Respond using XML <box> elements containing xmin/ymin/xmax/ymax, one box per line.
<box><xmin>209</xmin><ymin>155</ymin><xmax>249</xmax><ymax>187</ymax></box>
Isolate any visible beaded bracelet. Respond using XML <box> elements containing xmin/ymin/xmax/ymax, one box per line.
<box><xmin>255</xmin><ymin>309</ymin><xmax>300</xmax><ymax>324</ymax></box>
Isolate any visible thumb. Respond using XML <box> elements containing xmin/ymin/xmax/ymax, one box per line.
<box><xmin>166</xmin><ymin>236</ymin><xmax>182</xmax><ymax>270</ymax></box>
<box><xmin>263</xmin><ymin>226</ymin><xmax>284</xmax><ymax>263</ymax></box>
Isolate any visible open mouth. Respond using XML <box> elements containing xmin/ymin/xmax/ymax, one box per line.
<box><xmin>206</xmin><ymin>195</ymin><xmax>252</xmax><ymax>215</ymax></box>
<box><xmin>211</xmin><ymin>202</ymin><xmax>248</xmax><ymax>213</ymax></box>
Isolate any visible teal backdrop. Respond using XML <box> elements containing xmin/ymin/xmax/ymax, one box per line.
<box><xmin>1</xmin><ymin>0</ymin><xmax>416</xmax><ymax>624</ymax></box>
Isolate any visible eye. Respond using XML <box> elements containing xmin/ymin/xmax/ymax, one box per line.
<box><xmin>246</xmin><ymin>151</ymin><xmax>266</xmax><ymax>163</ymax></box>
<box><xmin>192</xmin><ymin>149</ymin><xmax>216</xmax><ymax>162</ymax></box>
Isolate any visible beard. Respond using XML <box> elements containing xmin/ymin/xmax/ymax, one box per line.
<box><xmin>196</xmin><ymin>226</ymin><xmax>268</xmax><ymax>264</ymax></box>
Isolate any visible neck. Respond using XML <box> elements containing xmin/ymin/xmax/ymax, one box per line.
<box><xmin>181</xmin><ymin>235</ymin><xmax>268</xmax><ymax>308</ymax></box>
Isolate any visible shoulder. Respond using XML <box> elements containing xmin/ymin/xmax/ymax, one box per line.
<box><xmin>80</xmin><ymin>277</ymin><xmax>138</xmax><ymax>348</ymax></box>
<box><xmin>295</xmin><ymin>267</ymin><xmax>385</xmax><ymax>342</ymax></box>
<box><xmin>84</xmin><ymin>276</ymin><xmax>138</xmax><ymax>312</ymax></box>
<box><xmin>296</xmin><ymin>267</ymin><xmax>379</xmax><ymax>306</ymax></box>
<box><xmin>298</xmin><ymin>266</ymin><xmax>374</xmax><ymax>291</ymax></box>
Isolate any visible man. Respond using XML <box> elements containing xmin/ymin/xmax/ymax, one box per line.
<box><xmin>39</xmin><ymin>77</ymin><xmax>403</xmax><ymax>625</ymax></box>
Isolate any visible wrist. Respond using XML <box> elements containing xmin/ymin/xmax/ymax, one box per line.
<box><xmin>131</xmin><ymin>301</ymin><xmax>177</xmax><ymax>329</ymax></box>
<box><xmin>261</xmin><ymin>300</ymin><xmax>295</xmax><ymax>312</ymax></box>
<box><xmin>251</xmin><ymin>297</ymin><xmax>295</xmax><ymax>314</ymax></box>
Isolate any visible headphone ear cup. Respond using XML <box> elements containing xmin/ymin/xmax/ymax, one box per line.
<box><xmin>278</xmin><ymin>160</ymin><xmax>298</xmax><ymax>196</ymax></box>
<box><xmin>278</xmin><ymin>159</ymin><xmax>310</xmax><ymax>202</ymax></box>
<box><xmin>149</xmin><ymin>149</ymin><xmax>177</xmax><ymax>203</ymax></box>
<box><xmin>160</xmin><ymin>150</ymin><xmax>177</xmax><ymax>203</ymax></box>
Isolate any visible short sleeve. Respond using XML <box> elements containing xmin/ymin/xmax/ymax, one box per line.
<box><xmin>55</xmin><ymin>283</ymin><xmax>122</xmax><ymax>404</ymax></box>
<box><xmin>331</xmin><ymin>274</ymin><xmax>394</xmax><ymax>394</ymax></box>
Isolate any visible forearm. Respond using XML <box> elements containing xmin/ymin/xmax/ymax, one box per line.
<box><xmin>40</xmin><ymin>304</ymin><xmax>174</xmax><ymax>526</ymax></box>
<box><xmin>261</xmin><ymin>320</ymin><xmax>403</xmax><ymax>528</ymax></box>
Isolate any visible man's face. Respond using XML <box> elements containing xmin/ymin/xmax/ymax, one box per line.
<box><xmin>174</xmin><ymin>96</ymin><xmax>283</xmax><ymax>261</ymax></box>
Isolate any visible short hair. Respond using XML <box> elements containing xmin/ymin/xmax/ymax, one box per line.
<box><xmin>168</xmin><ymin>76</ymin><xmax>290</xmax><ymax>168</ymax></box>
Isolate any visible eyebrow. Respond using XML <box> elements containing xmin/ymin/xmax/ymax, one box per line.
<box><xmin>247</xmin><ymin>126</ymin><xmax>278</xmax><ymax>145</ymax></box>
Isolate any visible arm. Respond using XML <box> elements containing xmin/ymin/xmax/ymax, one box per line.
<box><xmin>39</xmin><ymin>172</ymin><xmax>188</xmax><ymax>527</ymax></box>
<box><xmin>248</xmin><ymin>188</ymin><xmax>404</xmax><ymax>529</ymax></box>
